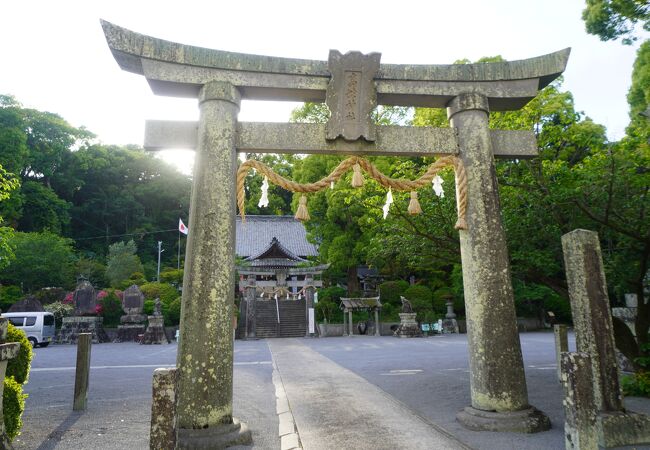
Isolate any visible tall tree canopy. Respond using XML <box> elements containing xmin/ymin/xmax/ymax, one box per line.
<box><xmin>0</xmin><ymin>95</ymin><xmax>192</xmax><ymax>276</ymax></box>
<box><xmin>582</xmin><ymin>0</ymin><xmax>650</xmax><ymax>44</ymax></box>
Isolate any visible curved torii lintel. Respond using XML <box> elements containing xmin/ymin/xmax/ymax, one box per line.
<box><xmin>101</xmin><ymin>20</ymin><xmax>570</xmax><ymax>110</ymax></box>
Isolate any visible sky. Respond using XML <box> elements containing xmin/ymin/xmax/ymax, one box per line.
<box><xmin>1</xmin><ymin>0</ymin><xmax>646</xmax><ymax>174</ymax></box>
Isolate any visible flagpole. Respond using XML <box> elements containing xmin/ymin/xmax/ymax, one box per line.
<box><xmin>178</xmin><ymin>229</ymin><xmax>181</xmax><ymax>270</ymax></box>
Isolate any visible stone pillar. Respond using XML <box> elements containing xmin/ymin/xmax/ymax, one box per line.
<box><xmin>245</xmin><ymin>275</ymin><xmax>257</xmax><ymax>340</ymax></box>
<box><xmin>554</xmin><ymin>324</ymin><xmax>568</xmax><ymax>382</ymax></box>
<box><xmin>150</xmin><ymin>368</ymin><xmax>177</xmax><ymax>450</ymax></box>
<box><xmin>449</xmin><ymin>93</ymin><xmax>549</xmax><ymax>432</ymax></box>
<box><xmin>561</xmin><ymin>352</ymin><xmax>598</xmax><ymax>450</ymax></box>
<box><xmin>305</xmin><ymin>275</ymin><xmax>314</xmax><ymax>338</ymax></box>
<box><xmin>374</xmin><ymin>309</ymin><xmax>380</xmax><ymax>336</ymax></box>
<box><xmin>73</xmin><ymin>333</ymin><xmax>92</xmax><ymax>411</ymax></box>
<box><xmin>561</xmin><ymin>230</ymin><xmax>623</xmax><ymax>412</ymax></box>
<box><xmin>342</xmin><ymin>310</ymin><xmax>348</xmax><ymax>336</ymax></box>
<box><xmin>175</xmin><ymin>81</ymin><xmax>251</xmax><ymax>448</ymax></box>
<box><xmin>348</xmin><ymin>310</ymin><xmax>354</xmax><ymax>336</ymax></box>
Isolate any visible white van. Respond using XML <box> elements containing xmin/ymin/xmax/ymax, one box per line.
<box><xmin>1</xmin><ymin>312</ymin><xmax>55</xmax><ymax>347</ymax></box>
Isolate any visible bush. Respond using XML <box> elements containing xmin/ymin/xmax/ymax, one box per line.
<box><xmin>143</xmin><ymin>300</ymin><xmax>154</xmax><ymax>316</ymax></box>
<box><xmin>315</xmin><ymin>299</ymin><xmax>338</xmax><ymax>323</ymax></box>
<box><xmin>44</xmin><ymin>301</ymin><xmax>74</xmax><ymax>328</ymax></box>
<box><xmin>0</xmin><ymin>286</ymin><xmax>22</xmax><ymax>312</ymax></box>
<box><xmin>543</xmin><ymin>293</ymin><xmax>572</xmax><ymax>324</ymax></box>
<box><xmin>316</xmin><ymin>287</ymin><xmax>345</xmax><ymax>323</ymax></box>
<box><xmin>3</xmin><ymin>376</ymin><xmax>26</xmax><ymax>441</ymax></box>
<box><xmin>379</xmin><ymin>280</ymin><xmax>409</xmax><ymax>307</ymax></box>
<box><xmin>317</xmin><ymin>286</ymin><xmax>346</xmax><ymax>303</ymax></box>
<box><xmin>380</xmin><ymin>303</ymin><xmax>399</xmax><ymax>322</ymax></box>
<box><xmin>140</xmin><ymin>282</ymin><xmax>179</xmax><ymax>306</ymax></box>
<box><xmin>6</xmin><ymin>324</ymin><xmax>32</xmax><ymax>385</ymax></box>
<box><xmin>166</xmin><ymin>297</ymin><xmax>182</xmax><ymax>326</ymax></box>
<box><xmin>622</xmin><ymin>371</ymin><xmax>650</xmax><ymax>397</ymax></box>
<box><xmin>98</xmin><ymin>291</ymin><xmax>123</xmax><ymax>327</ymax></box>
<box><xmin>34</xmin><ymin>287</ymin><xmax>66</xmax><ymax>305</ymax></box>
<box><xmin>160</xmin><ymin>268</ymin><xmax>184</xmax><ymax>287</ymax></box>
<box><xmin>404</xmin><ymin>285</ymin><xmax>433</xmax><ymax>322</ymax></box>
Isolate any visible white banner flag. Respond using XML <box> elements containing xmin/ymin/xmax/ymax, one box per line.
<box><xmin>178</xmin><ymin>218</ymin><xmax>189</xmax><ymax>235</ymax></box>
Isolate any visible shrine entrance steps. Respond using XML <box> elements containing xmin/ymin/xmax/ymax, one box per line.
<box><xmin>255</xmin><ymin>298</ymin><xmax>306</xmax><ymax>338</ymax></box>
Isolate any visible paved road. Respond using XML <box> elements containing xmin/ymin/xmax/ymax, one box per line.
<box><xmin>16</xmin><ymin>341</ymin><xmax>278</xmax><ymax>450</ymax></box>
<box><xmin>13</xmin><ymin>332</ymin><xmax>650</xmax><ymax>449</ymax></box>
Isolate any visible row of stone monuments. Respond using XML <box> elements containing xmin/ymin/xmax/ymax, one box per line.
<box><xmin>57</xmin><ymin>280</ymin><xmax>169</xmax><ymax>344</ymax></box>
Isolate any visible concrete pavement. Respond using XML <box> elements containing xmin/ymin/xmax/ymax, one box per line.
<box><xmin>269</xmin><ymin>339</ymin><xmax>469</xmax><ymax>450</ymax></box>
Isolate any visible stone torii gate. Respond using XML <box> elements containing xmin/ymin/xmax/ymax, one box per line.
<box><xmin>101</xmin><ymin>20</ymin><xmax>569</xmax><ymax>447</ymax></box>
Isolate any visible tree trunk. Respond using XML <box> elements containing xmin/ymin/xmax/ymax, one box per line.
<box><xmin>347</xmin><ymin>266</ymin><xmax>360</xmax><ymax>296</ymax></box>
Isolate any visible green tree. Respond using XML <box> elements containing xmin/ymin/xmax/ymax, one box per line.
<box><xmin>65</xmin><ymin>144</ymin><xmax>191</xmax><ymax>266</ymax></box>
<box><xmin>582</xmin><ymin>0</ymin><xmax>650</xmax><ymax>44</ymax></box>
<box><xmin>0</xmin><ymin>231</ymin><xmax>75</xmax><ymax>291</ymax></box>
<box><xmin>0</xmin><ymin>163</ymin><xmax>18</xmax><ymax>271</ymax></box>
<box><xmin>289</xmin><ymin>104</ymin><xmax>410</xmax><ymax>293</ymax></box>
<box><xmin>241</xmin><ymin>153</ymin><xmax>296</xmax><ymax>216</ymax></box>
<box><xmin>105</xmin><ymin>240</ymin><xmax>144</xmax><ymax>288</ymax></box>
<box><xmin>0</xmin><ymin>96</ymin><xmax>92</xmax><ymax>231</ymax></box>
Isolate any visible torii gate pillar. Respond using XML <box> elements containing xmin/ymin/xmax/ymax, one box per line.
<box><xmin>175</xmin><ymin>81</ymin><xmax>252</xmax><ymax>447</ymax></box>
<box><xmin>449</xmin><ymin>93</ymin><xmax>549</xmax><ymax>432</ymax></box>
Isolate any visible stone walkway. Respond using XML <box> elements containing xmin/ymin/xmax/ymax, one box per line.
<box><xmin>269</xmin><ymin>339</ymin><xmax>470</xmax><ymax>450</ymax></box>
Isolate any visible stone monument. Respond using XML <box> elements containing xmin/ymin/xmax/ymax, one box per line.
<box><xmin>58</xmin><ymin>279</ymin><xmax>109</xmax><ymax>344</ymax></box>
<box><xmin>561</xmin><ymin>229</ymin><xmax>650</xmax><ymax>448</ymax></box>
<box><xmin>441</xmin><ymin>294</ymin><xmax>459</xmax><ymax>334</ymax></box>
<box><xmin>394</xmin><ymin>296</ymin><xmax>423</xmax><ymax>338</ymax></box>
<box><xmin>142</xmin><ymin>298</ymin><xmax>169</xmax><ymax>345</ymax></box>
<box><xmin>117</xmin><ymin>285</ymin><xmax>146</xmax><ymax>342</ymax></box>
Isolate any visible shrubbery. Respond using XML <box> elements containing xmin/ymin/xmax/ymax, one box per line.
<box><xmin>315</xmin><ymin>299</ymin><xmax>338</xmax><ymax>323</ymax></box>
<box><xmin>6</xmin><ymin>324</ymin><xmax>32</xmax><ymax>385</ymax></box>
<box><xmin>403</xmin><ymin>285</ymin><xmax>433</xmax><ymax>322</ymax></box>
<box><xmin>140</xmin><ymin>282</ymin><xmax>179</xmax><ymax>305</ymax></box>
<box><xmin>98</xmin><ymin>290</ymin><xmax>123</xmax><ymax>327</ymax></box>
<box><xmin>166</xmin><ymin>297</ymin><xmax>182</xmax><ymax>326</ymax></box>
<box><xmin>0</xmin><ymin>286</ymin><xmax>21</xmax><ymax>312</ymax></box>
<box><xmin>316</xmin><ymin>286</ymin><xmax>345</xmax><ymax>323</ymax></box>
<box><xmin>3</xmin><ymin>377</ymin><xmax>26</xmax><ymax>440</ymax></box>
<box><xmin>44</xmin><ymin>301</ymin><xmax>74</xmax><ymax>328</ymax></box>
<box><xmin>622</xmin><ymin>344</ymin><xmax>650</xmax><ymax>398</ymax></box>
<box><xmin>3</xmin><ymin>323</ymin><xmax>31</xmax><ymax>442</ymax></box>
<box><xmin>378</xmin><ymin>280</ymin><xmax>409</xmax><ymax>307</ymax></box>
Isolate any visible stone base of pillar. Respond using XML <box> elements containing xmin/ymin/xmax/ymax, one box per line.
<box><xmin>599</xmin><ymin>411</ymin><xmax>650</xmax><ymax>448</ymax></box>
<box><xmin>456</xmin><ymin>406</ymin><xmax>550</xmax><ymax>433</ymax></box>
<box><xmin>394</xmin><ymin>313</ymin><xmax>422</xmax><ymax>338</ymax></box>
<box><xmin>176</xmin><ymin>418</ymin><xmax>252</xmax><ymax>449</ymax></box>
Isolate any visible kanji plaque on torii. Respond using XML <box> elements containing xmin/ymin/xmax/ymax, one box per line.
<box><xmin>325</xmin><ymin>50</ymin><xmax>381</xmax><ymax>141</ymax></box>
<box><xmin>101</xmin><ymin>19</ymin><xmax>569</xmax><ymax>448</ymax></box>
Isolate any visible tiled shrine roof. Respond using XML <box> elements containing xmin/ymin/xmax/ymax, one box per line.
<box><xmin>236</xmin><ymin>216</ymin><xmax>318</xmax><ymax>259</ymax></box>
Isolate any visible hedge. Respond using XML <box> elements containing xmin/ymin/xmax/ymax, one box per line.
<box><xmin>6</xmin><ymin>324</ymin><xmax>32</xmax><ymax>385</ymax></box>
<box><xmin>3</xmin><ymin>377</ymin><xmax>26</xmax><ymax>440</ymax></box>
